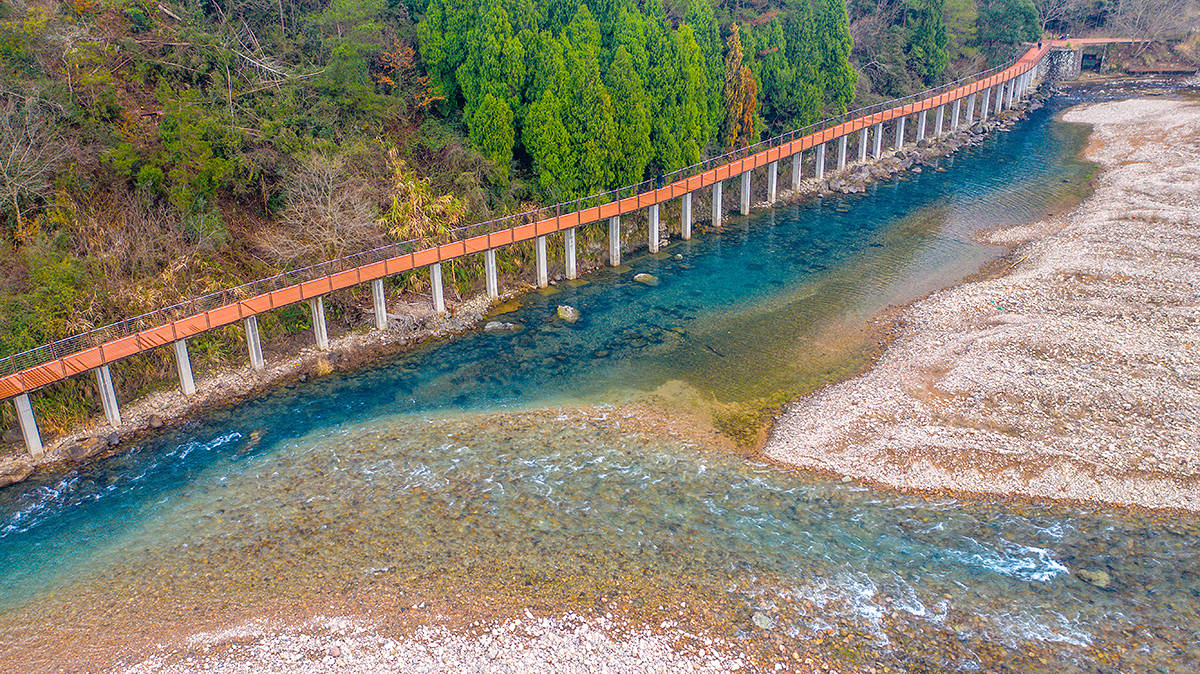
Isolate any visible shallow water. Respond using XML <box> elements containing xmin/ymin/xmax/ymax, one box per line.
<box><xmin>1</xmin><ymin>99</ymin><xmax>1197</xmax><ymax>671</ymax></box>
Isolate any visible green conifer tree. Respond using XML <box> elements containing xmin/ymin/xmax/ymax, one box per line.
<box><xmin>905</xmin><ymin>0</ymin><xmax>950</xmax><ymax>84</ymax></box>
<box><xmin>814</xmin><ymin>0</ymin><xmax>857</xmax><ymax>111</ymax></box>
<box><xmin>684</xmin><ymin>0</ymin><xmax>724</xmax><ymax>139</ymax></box>
<box><xmin>784</xmin><ymin>0</ymin><xmax>824</xmax><ymax>126</ymax></box>
<box><xmin>605</xmin><ymin>46</ymin><xmax>654</xmax><ymax>186</ymax></box>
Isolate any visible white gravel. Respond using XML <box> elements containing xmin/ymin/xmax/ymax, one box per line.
<box><xmin>766</xmin><ymin>97</ymin><xmax>1200</xmax><ymax>511</ymax></box>
<box><xmin>123</xmin><ymin>613</ymin><xmax>744</xmax><ymax>673</ymax></box>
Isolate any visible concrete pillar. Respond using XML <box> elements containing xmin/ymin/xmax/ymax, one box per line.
<box><xmin>815</xmin><ymin>143</ymin><xmax>826</xmax><ymax>179</ymax></box>
<box><xmin>430</xmin><ymin>263</ymin><xmax>445</xmax><ymax>314</ymax></box>
<box><xmin>791</xmin><ymin>152</ymin><xmax>802</xmax><ymax>188</ymax></box>
<box><xmin>95</xmin><ymin>364</ymin><xmax>120</xmax><ymax>427</ymax></box>
<box><xmin>608</xmin><ymin>215</ymin><xmax>621</xmax><ymax>265</ymax></box>
<box><xmin>966</xmin><ymin>92</ymin><xmax>977</xmax><ymax>124</ymax></box>
<box><xmin>371</xmin><ymin>279</ymin><xmax>387</xmax><ymax>330</ymax></box>
<box><xmin>935</xmin><ymin>105</ymin><xmax>945</xmax><ymax>136</ymax></box>
<box><xmin>712</xmin><ymin>182</ymin><xmax>722</xmax><ymax>227</ymax></box>
<box><xmin>917</xmin><ymin>110</ymin><xmax>927</xmax><ymax>140</ymax></box>
<box><xmin>1007</xmin><ymin>79</ymin><xmax>1016</xmax><ymax>107</ymax></box>
<box><xmin>994</xmin><ymin>84</ymin><xmax>1002</xmax><ymax>115</ymax></box>
<box><xmin>837</xmin><ymin>135</ymin><xmax>848</xmax><ymax>170</ymax></box>
<box><xmin>894</xmin><ymin>116</ymin><xmax>906</xmax><ymax>149</ymax></box>
<box><xmin>739</xmin><ymin>171</ymin><xmax>750</xmax><ymax>215</ymax></box>
<box><xmin>981</xmin><ymin>87</ymin><xmax>991</xmax><ymax>120</ymax></box>
<box><xmin>245</xmin><ymin>315</ymin><xmax>264</xmax><ymax>371</ymax></box>
<box><xmin>649</xmin><ymin>204</ymin><xmax>660</xmax><ymax>253</ymax></box>
<box><xmin>564</xmin><ymin>228</ymin><xmax>577</xmax><ymax>280</ymax></box>
<box><xmin>307</xmin><ymin>298</ymin><xmax>329</xmax><ymax>351</ymax></box>
<box><xmin>951</xmin><ymin>99</ymin><xmax>961</xmax><ymax>129</ymax></box>
<box><xmin>13</xmin><ymin>394</ymin><xmax>42</xmax><ymax>460</ymax></box>
<box><xmin>535</xmin><ymin>234</ymin><xmax>548</xmax><ymax>288</ymax></box>
<box><xmin>173</xmin><ymin>339</ymin><xmax>196</xmax><ymax>396</ymax></box>
<box><xmin>681</xmin><ymin>193</ymin><xmax>692</xmax><ymax>240</ymax></box>
<box><xmin>858</xmin><ymin>127</ymin><xmax>868</xmax><ymax>163</ymax></box>
<box><xmin>873</xmin><ymin>122</ymin><xmax>883</xmax><ymax>158</ymax></box>
<box><xmin>485</xmin><ymin>249</ymin><xmax>499</xmax><ymax>299</ymax></box>
<box><xmin>767</xmin><ymin>161</ymin><xmax>778</xmax><ymax>204</ymax></box>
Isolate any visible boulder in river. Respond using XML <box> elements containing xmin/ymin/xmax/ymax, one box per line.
<box><xmin>1077</xmin><ymin>568</ymin><xmax>1112</xmax><ymax>589</ymax></box>
<box><xmin>751</xmin><ymin>612</ymin><xmax>774</xmax><ymax>629</ymax></box>
<box><xmin>484</xmin><ymin>321</ymin><xmax>518</xmax><ymax>333</ymax></box>
<box><xmin>66</xmin><ymin>437</ymin><xmax>109</xmax><ymax>462</ymax></box>
<box><xmin>557</xmin><ymin>305</ymin><xmax>581</xmax><ymax>323</ymax></box>
<box><xmin>0</xmin><ymin>461</ymin><xmax>33</xmax><ymax>488</ymax></box>
<box><xmin>148</xmin><ymin>415</ymin><xmax>164</xmax><ymax>429</ymax></box>
<box><xmin>633</xmin><ymin>273</ymin><xmax>659</xmax><ymax>286</ymax></box>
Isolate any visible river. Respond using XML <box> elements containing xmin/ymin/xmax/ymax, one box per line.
<box><xmin>0</xmin><ymin>94</ymin><xmax>1196</xmax><ymax>671</ymax></box>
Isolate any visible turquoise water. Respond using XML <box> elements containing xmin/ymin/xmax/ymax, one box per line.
<box><xmin>1</xmin><ymin>101</ymin><xmax>1197</xmax><ymax>670</ymax></box>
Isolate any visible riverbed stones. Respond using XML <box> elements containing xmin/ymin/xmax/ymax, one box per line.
<box><xmin>557</xmin><ymin>305</ymin><xmax>581</xmax><ymax>323</ymax></box>
<box><xmin>633</xmin><ymin>273</ymin><xmax>659</xmax><ymax>286</ymax></box>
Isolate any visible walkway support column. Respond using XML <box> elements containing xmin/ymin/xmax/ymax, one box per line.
<box><xmin>837</xmin><ymin>135</ymin><xmax>848</xmax><ymax>170</ymax></box>
<box><xmin>649</xmin><ymin>204</ymin><xmax>660</xmax><ymax>253</ymax></box>
<box><xmin>13</xmin><ymin>394</ymin><xmax>42</xmax><ymax>460</ymax></box>
<box><xmin>894</xmin><ymin>116</ymin><xmax>906</xmax><ymax>149</ymax></box>
<box><xmin>564</xmin><ymin>228</ymin><xmax>577</xmax><ymax>280</ymax></box>
<box><xmin>608</xmin><ymin>215</ymin><xmax>621</xmax><ymax>265</ymax></box>
<box><xmin>95</xmin><ymin>364</ymin><xmax>120</xmax><ymax>427</ymax></box>
<box><xmin>245</xmin><ymin>315</ymin><xmax>264</xmax><ymax>371</ymax></box>
<box><xmin>767</xmin><ymin>161</ymin><xmax>778</xmax><ymax>204</ymax></box>
<box><xmin>739</xmin><ymin>171</ymin><xmax>751</xmax><ymax>216</ymax></box>
<box><xmin>966</xmin><ymin>93</ymin><xmax>977</xmax><ymax>124</ymax></box>
<box><xmin>712</xmin><ymin>182</ymin><xmax>723</xmax><ymax>227</ymax></box>
<box><xmin>815</xmin><ymin>143</ymin><xmax>826</xmax><ymax>179</ymax></box>
<box><xmin>951</xmin><ymin>99</ymin><xmax>961</xmax><ymax>129</ymax></box>
<box><xmin>873</xmin><ymin>122</ymin><xmax>883</xmax><ymax>158</ymax></box>
<box><xmin>994</xmin><ymin>84</ymin><xmax>1002</xmax><ymax>115</ymax></box>
<box><xmin>371</xmin><ymin>279</ymin><xmax>387</xmax><ymax>330</ymax></box>
<box><xmin>307</xmin><ymin>298</ymin><xmax>329</xmax><ymax>351</ymax></box>
<box><xmin>1007</xmin><ymin>79</ymin><xmax>1016</xmax><ymax>107</ymax></box>
<box><xmin>917</xmin><ymin>110</ymin><xmax>927</xmax><ymax>140</ymax></box>
<box><xmin>981</xmin><ymin>87</ymin><xmax>991</xmax><ymax>120</ymax></box>
<box><xmin>485</xmin><ymin>249</ymin><xmax>499</xmax><ymax>299</ymax></box>
<box><xmin>430</xmin><ymin>263</ymin><xmax>446</xmax><ymax>314</ymax></box>
<box><xmin>935</xmin><ymin>105</ymin><xmax>945</xmax><ymax>136</ymax></box>
<box><xmin>858</xmin><ymin>127</ymin><xmax>868</xmax><ymax>163</ymax></box>
<box><xmin>791</xmin><ymin>152</ymin><xmax>802</xmax><ymax>189</ymax></box>
<box><xmin>681</xmin><ymin>193</ymin><xmax>692</xmax><ymax>240</ymax></box>
<box><xmin>173</xmin><ymin>339</ymin><xmax>196</xmax><ymax>396</ymax></box>
<box><xmin>535</xmin><ymin>235</ymin><xmax>548</xmax><ymax>287</ymax></box>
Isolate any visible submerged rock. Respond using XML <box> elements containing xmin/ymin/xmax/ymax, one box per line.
<box><xmin>633</xmin><ymin>273</ymin><xmax>659</xmax><ymax>286</ymax></box>
<box><xmin>557</xmin><ymin>305</ymin><xmax>581</xmax><ymax>323</ymax></box>
<box><xmin>484</xmin><ymin>321</ymin><xmax>518</xmax><ymax>333</ymax></box>
<box><xmin>751</xmin><ymin>612</ymin><xmax>774</xmax><ymax>629</ymax></box>
<box><xmin>1077</xmin><ymin>568</ymin><xmax>1112</xmax><ymax>589</ymax></box>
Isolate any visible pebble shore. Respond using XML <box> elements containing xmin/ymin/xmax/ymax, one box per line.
<box><xmin>124</xmin><ymin>614</ymin><xmax>742</xmax><ymax>673</ymax></box>
<box><xmin>767</xmin><ymin>97</ymin><xmax>1200</xmax><ymax>511</ymax></box>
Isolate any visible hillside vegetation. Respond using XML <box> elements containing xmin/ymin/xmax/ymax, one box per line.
<box><xmin>0</xmin><ymin>0</ymin><xmax>1177</xmax><ymax>434</ymax></box>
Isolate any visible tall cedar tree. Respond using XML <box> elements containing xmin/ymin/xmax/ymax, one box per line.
<box><xmin>722</xmin><ymin>24</ymin><xmax>759</xmax><ymax>150</ymax></box>
<box><xmin>905</xmin><ymin>0</ymin><xmax>950</xmax><ymax>84</ymax></box>
<box><xmin>685</xmin><ymin>0</ymin><xmax>724</xmax><ymax>140</ymax></box>
<box><xmin>815</xmin><ymin>0</ymin><xmax>857</xmax><ymax>111</ymax></box>
<box><xmin>784</xmin><ymin>0</ymin><xmax>824</xmax><ymax>126</ymax></box>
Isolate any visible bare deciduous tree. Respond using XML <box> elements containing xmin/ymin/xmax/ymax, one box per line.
<box><xmin>0</xmin><ymin>94</ymin><xmax>67</xmax><ymax>229</ymax></box>
<box><xmin>256</xmin><ymin>154</ymin><xmax>380</xmax><ymax>265</ymax></box>
<box><xmin>1032</xmin><ymin>0</ymin><xmax>1086</xmax><ymax>33</ymax></box>
<box><xmin>1110</xmin><ymin>0</ymin><xmax>1192</xmax><ymax>43</ymax></box>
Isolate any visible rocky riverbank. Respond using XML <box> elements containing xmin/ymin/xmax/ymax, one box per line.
<box><xmin>766</xmin><ymin>96</ymin><xmax>1200</xmax><ymax>512</ymax></box>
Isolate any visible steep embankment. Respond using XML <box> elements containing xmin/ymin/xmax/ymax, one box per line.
<box><xmin>767</xmin><ymin>97</ymin><xmax>1200</xmax><ymax>511</ymax></box>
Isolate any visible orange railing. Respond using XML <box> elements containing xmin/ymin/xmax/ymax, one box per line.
<box><xmin>0</xmin><ymin>42</ymin><xmax>1059</xmax><ymax>402</ymax></box>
